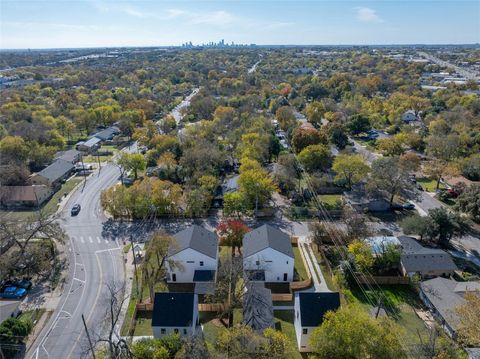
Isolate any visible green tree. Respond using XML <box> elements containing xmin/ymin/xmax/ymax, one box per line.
<box><xmin>332</xmin><ymin>154</ymin><xmax>370</xmax><ymax>189</ymax></box>
<box><xmin>455</xmin><ymin>184</ymin><xmax>480</xmax><ymax>223</ymax></box>
<box><xmin>400</xmin><ymin>214</ymin><xmax>431</xmax><ymax>241</ymax></box>
<box><xmin>275</xmin><ymin>106</ymin><xmax>297</xmax><ymax>131</ymax></box>
<box><xmin>329</xmin><ymin>126</ymin><xmax>349</xmax><ymax>149</ymax></box>
<box><xmin>310</xmin><ymin>305</ymin><xmax>406</xmax><ymax>359</ymax></box>
<box><xmin>223</xmin><ymin>192</ymin><xmax>247</xmax><ymax>217</ymax></box>
<box><xmin>238</xmin><ymin>164</ymin><xmax>277</xmax><ymax>213</ymax></box>
<box><xmin>291</xmin><ymin>127</ymin><xmax>326</xmax><ymax>153</ymax></box>
<box><xmin>426</xmin><ymin>207</ymin><xmax>466</xmax><ymax>248</ymax></box>
<box><xmin>455</xmin><ymin>292</ymin><xmax>480</xmax><ymax>347</ymax></box>
<box><xmin>118</xmin><ymin>152</ymin><xmax>147</xmax><ymax>180</ymax></box>
<box><xmin>348</xmin><ymin>240</ymin><xmax>374</xmax><ymax>272</ymax></box>
<box><xmin>298</xmin><ymin>144</ymin><xmax>332</xmax><ymax>173</ymax></box>
<box><xmin>346</xmin><ymin>114</ymin><xmax>371</xmax><ymax>135</ymax></box>
<box><xmin>369</xmin><ymin>156</ymin><xmax>415</xmax><ymax>206</ymax></box>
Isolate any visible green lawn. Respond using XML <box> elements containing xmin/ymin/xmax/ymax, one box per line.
<box><xmin>346</xmin><ymin>285</ymin><xmax>465</xmax><ymax>357</ymax></box>
<box><xmin>18</xmin><ymin>308</ymin><xmax>46</xmax><ymax>325</ymax></box>
<box><xmin>416</xmin><ymin>177</ymin><xmax>445</xmax><ymax>192</ymax></box>
<box><xmin>273</xmin><ymin>310</ymin><xmax>302</xmax><ymax>359</ymax></box>
<box><xmin>318</xmin><ymin>194</ymin><xmax>343</xmax><ymax>209</ymax></box>
<box><xmin>293</xmin><ymin>247</ymin><xmax>308</xmax><ymax>281</ymax></box>
<box><xmin>0</xmin><ymin>177</ymin><xmax>82</xmax><ymax>221</ymax></box>
<box><xmin>133</xmin><ymin>311</ymin><xmax>153</xmax><ymax>336</ymax></box>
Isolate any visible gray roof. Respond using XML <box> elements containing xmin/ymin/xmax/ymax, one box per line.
<box><xmin>223</xmin><ymin>175</ymin><xmax>239</xmax><ymax>193</ymax></box>
<box><xmin>398</xmin><ymin>236</ymin><xmax>457</xmax><ymax>274</ymax></box>
<box><xmin>420</xmin><ymin>278</ymin><xmax>480</xmax><ymax>331</ymax></box>
<box><xmin>243</xmin><ymin>283</ymin><xmax>274</xmax><ymax>331</ymax></box>
<box><xmin>82</xmin><ymin>137</ymin><xmax>101</xmax><ymax>148</ymax></box>
<box><xmin>243</xmin><ymin>224</ymin><xmax>293</xmax><ymax>258</ymax></box>
<box><xmin>55</xmin><ymin>149</ymin><xmax>81</xmax><ymax>163</ymax></box>
<box><xmin>36</xmin><ymin>159</ymin><xmax>74</xmax><ymax>182</ymax></box>
<box><xmin>94</xmin><ymin>126</ymin><xmax>120</xmax><ymax>141</ymax></box>
<box><xmin>169</xmin><ymin>225</ymin><xmax>218</xmax><ymax>259</ymax></box>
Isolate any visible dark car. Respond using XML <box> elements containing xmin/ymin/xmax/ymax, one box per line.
<box><xmin>71</xmin><ymin>204</ymin><xmax>81</xmax><ymax>216</ymax></box>
<box><xmin>402</xmin><ymin>203</ymin><xmax>415</xmax><ymax>210</ymax></box>
<box><xmin>0</xmin><ymin>286</ymin><xmax>27</xmax><ymax>299</ymax></box>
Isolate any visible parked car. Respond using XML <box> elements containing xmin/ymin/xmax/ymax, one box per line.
<box><xmin>71</xmin><ymin>204</ymin><xmax>81</xmax><ymax>216</ymax></box>
<box><xmin>402</xmin><ymin>203</ymin><xmax>415</xmax><ymax>210</ymax></box>
<box><xmin>0</xmin><ymin>286</ymin><xmax>27</xmax><ymax>299</ymax></box>
<box><xmin>3</xmin><ymin>279</ymin><xmax>32</xmax><ymax>290</ymax></box>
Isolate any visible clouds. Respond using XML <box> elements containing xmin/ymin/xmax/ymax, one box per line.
<box><xmin>355</xmin><ymin>7</ymin><xmax>384</xmax><ymax>23</ymax></box>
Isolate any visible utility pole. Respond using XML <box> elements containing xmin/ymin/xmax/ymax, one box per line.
<box><xmin>80</xmin><ymin>154</ymin><xmax>87</xmax><ymax>191</ymax></box>
<box><xmin>130</xmin><ymin>236</ymin><xmax>140</xmax><ymax>300</ymax></box>
<box><xmin>82</xmin><ymin>314</ymin><xmax>96</xmax><ymax>359</ymax></box>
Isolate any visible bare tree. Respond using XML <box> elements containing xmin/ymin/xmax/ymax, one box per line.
<box><xmin>89</xmin><ymin>281</ymin><xmax>132</xmax><ymax>359</ymax></box>
<box><xmin>0</xmin><ymin>211</ymin><xmax>65</xmax><ymax>279</ymax></box>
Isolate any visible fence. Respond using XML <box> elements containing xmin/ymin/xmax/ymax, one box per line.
<box><xmin>198</xmin><ymin>303</ymin><xmax>226</xmax><ymax>312</ymax></box>
<box><xmin>355</xmin><ymin>274</ymin><xmax>410</xmax><ymax>285</ymax></box>
<box><xmin>272</xmin><ymin>293</ymin><xmax>293</xmax><ymax>302</ymax></box>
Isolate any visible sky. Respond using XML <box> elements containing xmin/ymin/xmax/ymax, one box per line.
<box><xmin>1</xmin><ymin>0</ymin><xmax>479</xmax><ymax>49</ymax></box>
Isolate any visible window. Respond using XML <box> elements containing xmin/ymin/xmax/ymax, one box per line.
<box><xmin>302</xmin><ymin>328</ymin><xmax>308</xmax><ymax>335</ymax></box>
<box><xmin>174</xmin><ymin>328</ymin><xmax>179</xmax><ymax>334</ymax></box>
<box><xmin>286</xmin><ymin>261</ymin><xmax>289</xmax><ymax>264</ymax></box>
<box><xmin>161</xmin><ymin>328</ymin><xmax>166</xmax><ymax>334</ymax></box>
<box><xmin>265</xmin><ymin>260</ymin><xmax>272</xmax><ymax>263</ymax></box>
<box><xmin>183</xmin><ymin>329</ymin><xmax>187</xmax><ymax>335</ymax></box>
<box><xmin>200</xmin><ymin>261</ymin><xmax>204</xmax><ymax>266</ymax></box>
<box><xmin>256</xmin><ymin>260</ymin><xmax>260</xmax><ymax>266</ymax></box>
<box><xmin>186</xmin><ymin>261</ymin><xmax>195</xmax><ymax>263</ymax></box>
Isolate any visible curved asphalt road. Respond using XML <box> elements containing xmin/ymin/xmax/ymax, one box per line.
<box><xmin>28</xmin><ymin>161</ymin><xmax>126</xmax><ymax>359</ymax></box>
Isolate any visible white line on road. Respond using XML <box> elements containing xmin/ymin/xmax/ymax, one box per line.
<box><xmin>97</xmin><ymin>237</ymin><xmax>101</xmax><ymax>243</ymax></box>
<box><xmin>80</xmin><ymin>236</ymin><xmax>84</xmax><ymax>243</ymax></box>
<box><xmin>89</xmin><ymin>236</ymin><xmax>93</xmax><ymax>243</ymax></box>
<box><xmin>105</xmin><ymin>239</ymin><xmax>109</xmax><ymax>244</ymax></box>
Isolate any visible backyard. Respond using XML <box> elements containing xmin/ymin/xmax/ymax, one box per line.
<box><xmin>293</xmin><ymin>246</ymin><xmax>308</xmax><ymax>281</ymax></box>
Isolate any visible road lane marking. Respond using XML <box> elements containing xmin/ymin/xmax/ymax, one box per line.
<box><xmin>105</xmin><ymin>239</ymin><xmax>109</xmax><ymax>244</ymax></box>
<box><xmin>80</xmin><ymin>236</ymin><xmax>84</xmax><ymax>243</ymax></box>
<box><xmin>89</xmin><ymin>236</ymin><xmax>93</xmax><ymax>243</ymax></box>
<box><xmin>97</xmin><ymin>237</ymin><xmax>101</xmax><ymax>243</ymax></box>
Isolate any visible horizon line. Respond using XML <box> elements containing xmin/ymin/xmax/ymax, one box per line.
<box><xmin>1</xmin><ymin>43</ymin><xmax>479</xmax><ymax>51</ymax></box>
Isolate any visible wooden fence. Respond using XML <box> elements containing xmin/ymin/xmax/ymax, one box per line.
<box><xmin>198</xmin><ymin>303</ymin><xmax>226</xmax><ymax>312</ymax></box>
<box><xmin>355</xmin><ymin>274</ymin><xmax>410</xmax><ymax>285</ymax></box>
<box><xmin>272</xmin><ymin>293</ymin><xmax>293</xmax><ymax>302</ymax></box>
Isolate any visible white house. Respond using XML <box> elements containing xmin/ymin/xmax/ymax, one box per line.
<box><xmin>243</xmin><ymin>224</ymin><xmax>294</xmax><ymax>283</ymax></box>
<box><xmin>166</xmin><ymin>225</ymin><xmax>218</xmax><ymax>283</ymax></box>
<box><xmin>294</xmin><ymin>292</ymin><xmax>341</xmax><ymax>352</ymax></box>
<box><xmin>152</xmin><ymin>292</ymin><xmax>199</xmax><ymax>338</ymax></box>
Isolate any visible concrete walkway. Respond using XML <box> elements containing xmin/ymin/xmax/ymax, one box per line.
<box><xmin>273</xmin><ymin>305</ymin><xmax>294</xmax><ymax>310</ymax></box>
<box><xmin>297</xmin><ymin>236</ymin><xmax>330</xmax><ymax>292</ymax></box>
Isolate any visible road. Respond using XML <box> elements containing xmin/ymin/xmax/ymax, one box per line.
<box><xmin>418</xmin><ymin>51</ymin><xmax>479</xmax><ymax>80</ymax></box>
<box><xmin>27</xmin><ymin>154</ymin><xmax>134</xmax><ymax>358</ymax></box>
<box><xmin>168</xmin><ymin>88</ymin><xmax>200</xmax><ymax>125</ymax></box>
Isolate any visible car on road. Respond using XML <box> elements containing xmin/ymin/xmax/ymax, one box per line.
<box><xmin>0</xmin><ymin>286</ymin><xmax>27</xmax><ymax>299</ymax></box>
<box><xmin>402</xmin><ymin>203</ymin><xmax>415</xmax><ymax>210</ymax></box>
<box><xmin>71</xmin><ymin>204</ymin><xmax>81</xmax><ymax>216</ymax></box>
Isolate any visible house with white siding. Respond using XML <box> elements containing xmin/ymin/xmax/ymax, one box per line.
<box><xmin>294</xmin><ymin>292</ymin><xmax>341</xmax><ymax>352</ymax></box>
<box><xmin>152</xmin><ymin>292</ymin><xmax>199</xmax><ymax>338</ymax></box>
<box><xmin>166</xmin><ymin>225</ymin><xmax>218</xmax><ymax>284</ymax></box>
<box><xmin>243</xmin><ymin>224</ymin><xmax>294</xmax><ymax>283</ymax></box>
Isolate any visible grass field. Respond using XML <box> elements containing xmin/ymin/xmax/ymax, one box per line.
<box><xmin>133</xmin><ymin>311</ymin><xmax>153</xmax><ymax>336</ymax></box>
<box><xmin>416</xmin><ymin>177</ymin><xmax>445</xmax><ymax>192</ymax></box>
<box><xmin>293</xmin><ymin>247</ymin><xmax>308</xmax><ymax>281</ymax></box>
<box><xmin>346</xmin><ymin>285</ymin><xmax>466</xmax><ymax>357</ymax></box>
<box><xmin>273</xmin><ymin>310</ymin><xmax>303</xmax><ymax>359</ymax></box>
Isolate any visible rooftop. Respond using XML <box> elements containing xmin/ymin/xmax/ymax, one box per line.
<box><xmin>169</xmin><ymin>225</ymin><xmax>218</xmax><ymax>259</ymax></box>
<box><xmin>298</xmin><ymin>292</ymin><xmax>341</xmax><ymax>327</ymax></box>
<box><xmin>152</xmin><ymin>292</ymin><xmax>196</xmax><ymax>327</ymax></box>
<box><xmin>243</xmin><ymin>224</ymin><xmax>293</xmax><ymax>258</ymax></box>
<box><xmin>35</xmin><ymin>159</ymin><xmax>74</xmax><ymax>182</ymax></box>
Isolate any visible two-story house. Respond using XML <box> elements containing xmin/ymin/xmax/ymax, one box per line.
<box><xmin>243</xmin><ymin>224</ymin><xmax>294</xmax><ymax>283</ymax></box>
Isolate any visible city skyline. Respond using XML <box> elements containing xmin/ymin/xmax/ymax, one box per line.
<box><xmin>1</xmin><ymin>0</ymin><xmax>479</xmax><ymax>49</ymax></box>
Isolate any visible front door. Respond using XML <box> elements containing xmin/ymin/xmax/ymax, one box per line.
<box><xmin>172</xmin><ymin>273</ymin><xmax>177</xmax><ymax>282</ymax></box>
<box><xmin>283</xmin><ymin>273</ymin><xmax>287</xmax><ymax>281</ymax></box>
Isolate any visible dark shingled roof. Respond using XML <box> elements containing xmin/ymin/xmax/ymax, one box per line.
<box><xmin>243</xmin><ymin>224</ymin><xmax>293</xmax><ymax>258</ymax></box>
<box><xmin>243</xmin><ymin>283</ymin><xmax>274</xmax><ymax>331</ymax></box>
<box><xmin>36</xmin><ymin>159</ymin><xmax>74</xmax><ymax>183</ymax></box>
<box><xmin>169</xmin><ymin>225</ymin><xmax>218</xmax><ymax>259</ymax></box>
<box><xmin>398</xmin><ymin>236</ymin><xmax>457</xmax><ymax>273</ymax></box>
<box><xmin>55</xmin><ymin>149</ymin><xmax>81</xmax><ymax>163</ymax></box>
<box><xmin>298</xmin><ymin>292</ymin><xmax>340</xmax><ymax>327</ymax></box>
<box><xmin>152</xmin><ymin>292</ymin><xmax>195</xmax><ymax>327</ymax></box>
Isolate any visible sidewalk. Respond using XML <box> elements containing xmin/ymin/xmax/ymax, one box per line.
<box><xmin>297</xmin><ymin>236</ymin><xmax>330</xmax><ymax>292</ymax></box>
